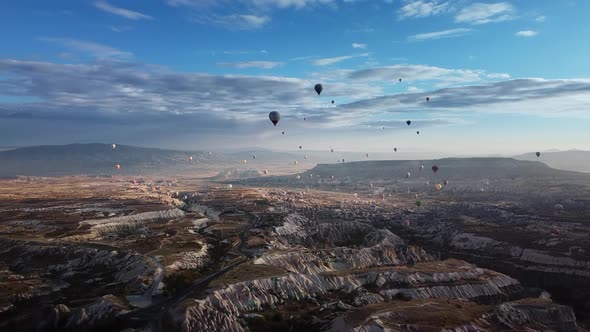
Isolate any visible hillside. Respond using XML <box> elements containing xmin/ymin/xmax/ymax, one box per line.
<box><xmin>0</xmin><ymin>144</ymin><xmax>315</xmax><ymax>177</ymax></box>
<box><xmin>240</xmin><ymin>157</ymin><xmax>590</xmax><ymax>188</ymax></box>
<box><xmin>514</xmin><ymin>150</ymin><xmax>590</xmax><ymax>173</ymax></box>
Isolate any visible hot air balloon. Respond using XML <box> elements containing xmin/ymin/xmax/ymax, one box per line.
<box><xmin>296</xmin><ymin>175</ymin><xmax>301</xmax><ymax>180</ymax></box>
<box><xmin>304</xmin><ymin>117</ymin><xmax>306</xmax><ymax>121</ymax></box>
<box><xmin>536</xmin><ymin>152</ymin><xmax>541</xmax><ymax>158</ymax></box>
<box><xmin>282</xmin><ymin>131</ymin><xmax>285</xmax><ymax>135</ymax></box>
<box><xmin>228</xmin><ymin>184</ymin><xmax>233</xmax><ymax>189</ymax></box>
<box><xmin>426</xmin><ymin>97</ymin><xmax>430</xmax><ymax>102</ymax></box>
<box><xmin>415</xmin><ymin>200</ymin><xmax>422</xmax><ymax>207</ymax></box>
<box><xmin>342</xmin><ymin>159</ymin><xmax>345</xmax><ymax>163</ymax></box>
<box><xmin>115</xmin><ymin>164</ymin><xmax>121</xmax><ymax>170</ymax></box>
<box><xmin>416</xmin><ymin>131</ymin><xmax>420</xmax><ymax>135</ymax></box>
<box><xmin>269</xmin><ymin>111</ymin><xmax>281</xmax><ymax>126</ymax></box>
<box><xmin>406</xmin><ymin>120</ymin><xmax>411</xmax><ymax>126</ymax></box>
<box><xmin>263</xmin><ymin>169</ymin><xmax>268</xmax><ymax>175</ymax></box>
<box><xmin>402</xmin><ymin>219</ymin><xmax>410</xmax><ymax>226</ymax></box>
<box><xmin>305</xmin><ymin>155</ymin><xmax>308</xmax><ymax>159</ymax></box>
<box><xmin>331</xmin><ymin>100</ymin><xmax>334</xmax><ymax>104</ymax></box>
<box><xmin>208</xmin><ymin>152</ymin><xmax>212</xmax><ymax>156</ymax></box>
<box><xmin>399</xmin><ymin>78</ymin><xmax>402</xmax><ymax>82</ymax></box>
<box><xmin>299</xmin><ymin>146</ymin><xmax>302</xmax><ymax>150</ymax></box>
<box><xmin>331</xmin><ymin>148</ymin><xmax>334</xmax><ymax>153</ymax></box>
<box><xmin>432</xmin><ymin>165</ymin><xmax>439</xmax><ymax>173</ymax></box>
<box><xmin>382</xmin><ymin>126</ymin><xmax>385</xmax><ymax>130</ymax></box>
<box><xmin>353</xmin><ymin>193</ymin><xmax>358</xmax><ymax>197</ymax></box>
<box><xmin>406</xmin><ymin>172</ymin><xmax>411</xmax><ymax>178</ymax></box>
<box><xmin>366</xmin><ymin>153</ymin><xmax>369</xmax><ymax>158</ymax></box>
<box><xmin>242</xmin><ymin>159</ymin><xmax>247</xmax><ymax>164</ymax></box>
<box><xmin>443</xmin><ymin>180</ymin><xmax>449</xmax><ymax>186</ymax></box>
<box><xmin>435</xmin><ymin>183</ymin><xmax>443</xmax><ymax>190</ymax></box>
<box><xmin>394</xmin><ymin>148</ymin><xmax>398</xmax><ymax>152</ymax></box>
<box><xmin>331</xmin><ymin>175</ymin><xmax>335</xmax><ymax>180</ymax></box>
<box><xmin>314</xmin><ymin>84</ymin><xmax>323</xmax><ymax>95</ymax></box>
<box><xmin>112</xmin><ymin>144</ymin><xmax>116</xmax><ymax>150</ymax></box>
<box><xmin>294</xmin><ymin>161</ymin><xmax>299</xmax><ymax>165</ymax></box>
<box><xmin>420</xmin><ymin>165</ymin><xmax>424</xmax><ymax>171</ymax></box>
<box><xmin>309</xmin><ymin>174</ymin><xmax>313</xmax><ymax>178</ymax></box>
<box><xmin>252</xmin><ymin>155</ymin><xmax>256</xmax><ymax>160</ymax></box>
<box><xmin>131</xmin><ymin>179</ymin><xmax>136</xmax><ymax>185</ymax></box>
<box><xmin>188</xmin><ymin>156</ymin><xmax>193</xmax><ymax>161</ymax></box>
<box><xmin>425</xmin><ymin>181</ymin><xmax>429</xmax><ymax>186</ymax></box>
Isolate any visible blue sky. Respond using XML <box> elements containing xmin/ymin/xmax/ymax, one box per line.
<box><xmin>1</xmin><ymin>0</ymin><xmax>590</xmax><ymax>156</ymax></box>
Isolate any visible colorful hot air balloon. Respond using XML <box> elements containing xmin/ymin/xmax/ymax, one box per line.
<box><xmin>415</xmin><ymin>200</ymin><xmax>422</xmax><ymax>207</ymax></box>
<box><xmin>115</xmin><ymin>164</ymin><xmax>121</xmax><ymax>170</ymax></box>
<box><xmin>263</xmin><ymin>169</ymin><xmax>268</xmax><ymax>175</ymax></box>
<box><xmin>188</xmin><ymin>156</ymin><xmax>193</xmax><ymax>161</ymax></box>
<box><xmin>443</xmin><ymin>180</ymin><xmax>449</xmax><ymax>186</ymax></box>
<box><xmin>314</xmin><ymin>84</ymin><xmax>323</xmax><ymax>95</ymax></box>
<box><xmin>536</xmin><ymin>152</ymin><xmax>541</xmax><ymax>158</ymax></box>
<box><xmin>432</xmin><ymin>165</ymin><xmax>439</xmax><ymax>173</ymax></box>
<box><xmin>112</xmin><ymin>144</ymin><xmax>116</xmax><ymax>150</ymax></box>
<box><xmin>269</xmin><ymin>111</ymin><xmax>280</xmax><ymax>126</ymax></box>
<box><xmin>435</xmin><ymin>183</ymin><xmax>443</xmax><ymax>190</ymax></box>
<box><xmin>242</xmin><ymin>159</ymin><xmax>247</xmax><ymax>164</ymax></box>
<box><xmin>406</xmin><ymin>120</ymin><xmax>411</xmax><ymax>126</ymax></box>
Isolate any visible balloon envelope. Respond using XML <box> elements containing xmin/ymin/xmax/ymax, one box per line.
<box><xmin>314</xmin><ymin>84</ymin><xmax>323</xmax><ymax>95</ymax></box>
<box><xmin>536</xmin><ymin>152</ymin><xmax>541</xmax><ymax>157</ymax></box>
<box><xmin>435</xmin><ymin>183</ymin><xmax>442</xmax><ymax>190</ymax></box>
<box><xmin>406</xmin><ymin>120</ymin><xmax>411</xmax><ymax>126</ymax></box>
<box><xmin>269</xmin><ymin>111</ymin><xmax>281</xmax><ymax>126</ymax></box>
<box><xmin>432</xmin><ymin>165</ymin><xmax>439</xmax><ymax>173</ymax></box>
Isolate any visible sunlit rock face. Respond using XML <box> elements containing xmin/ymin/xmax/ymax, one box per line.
<box><xmin>171</xmin><ymin>260</ymin><xmax>522</xmax><ymax>332</ymax></box>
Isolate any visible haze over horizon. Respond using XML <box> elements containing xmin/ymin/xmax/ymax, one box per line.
<box><xmin>1</xmin><ymin>0</ymin><xmax>589</xmax><ymax>154</ymax></box>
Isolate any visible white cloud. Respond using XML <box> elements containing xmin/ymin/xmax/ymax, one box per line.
<box><xmin>407</xmin><ymin>86</ymin><xmax>424</xmax><ymax>93</ymax></box>
<box><xmin>455</xmin><ymin>2</ymin><xmax>515</xmax><ymax>24</ymax></box>
<box><xmin>535</xmin><ymin>15</ymin><xmax>546</xmax><ymax>22</ymax></box>
<box><xmin>408</xmin><ymin>28</ymin><xmax>472</xmax><ymax>41</ymax></box>
<box><xmin>348</xmin><ymin>64</ymin><xmax>510</xmax><ymax>87</ymax></box>
<box><xmin>192</xmin><ymin>14</ymin><xmax>270</xmax><ymax>30</ymax></box>
<box><xmin>93</xmin><ymin>1</ymin><xmax>153</xmax><ymax>20</ymax></box>
<box><xmin>312</xmin><ymin>53</ymin><xmax>369</xmax><ymax>66</ymax></box>
<box><xmin>398</xmin><ymin>0</ymin><xmax>451</xmax><ymax>19</ymax></box>
<box><xmin>515</xmin><ymin>30</ymin><xmax>538</xmax><ymax>37</ymax></box>
<box><xmin>217</xmin><ymin>61</ymin><xmax>283</xmax><ymax>69</ymax></box>
<box><xmin>39</xmin><ymin>38</ymin><xmax>133</xmax><ymax>59</ymax></box>
<box><xmin>352</xmin><ymin>43</ymin><xmax>367</xmax><ymax>49</ymax></box>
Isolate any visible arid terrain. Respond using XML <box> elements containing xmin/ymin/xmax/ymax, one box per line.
<box><xmin>0</xmin><ymin>161</ymin><xmax>589</xmax><ymax>332</ymax></box>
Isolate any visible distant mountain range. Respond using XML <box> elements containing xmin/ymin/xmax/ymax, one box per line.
<box><xmin>1</xmin><ymin>144</ymin><xmax>589</xmax><ymax>178</ymax></box>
